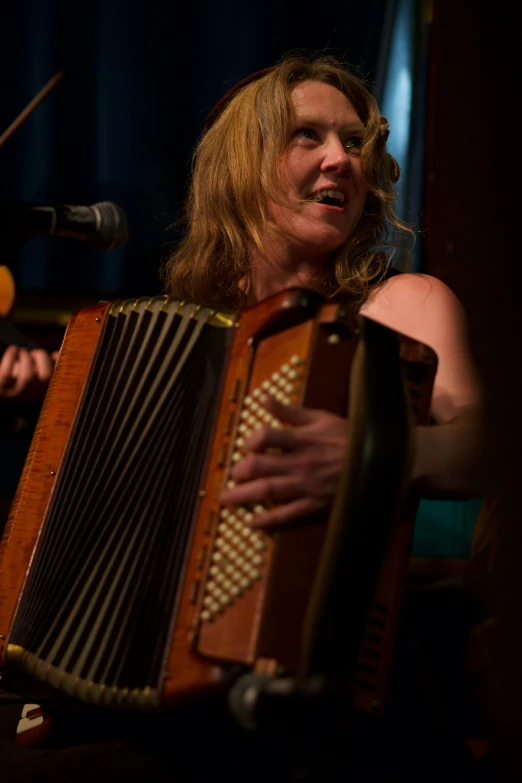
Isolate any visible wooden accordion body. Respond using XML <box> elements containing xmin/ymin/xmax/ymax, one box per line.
<box><xmin>0</xmin><ymin>288</ymin><xmax>436</xmax><ymax>714</ymax></box>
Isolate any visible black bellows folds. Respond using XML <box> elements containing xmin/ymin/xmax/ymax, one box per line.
<box><xmin>9</xmin><ymin>303</ymin><xmax>229</xmax><ymax>692</ymax></box>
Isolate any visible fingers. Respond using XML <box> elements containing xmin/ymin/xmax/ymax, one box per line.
<box><xmin>221</xmin><ymin>475</ymin><xmax>305</xmax><ymax>508</ymax></box>
<box><xmin>230</xmin><ymin>451</ymin><xmax>300</xmax><ymax>484</ymax></box>
<box><xmin>0</xmin><ymin>344</ymin><xmax>19</xmax><ymax>383</ymax></box>
<box><xmin>0</xmin><ymin>347</ymin><xmax>29</xmax><ymax>399</ymax></box>
<box><xmin>0</xmin><ymin>346</ymin><xmax>56</xmax><ymax>401</ymax></box>
<box><xmin>242</xmin><ymin>396</ymin><xmax>322</xmax><ymax>454</ymax></box>
<box><xmin>219</xmin><ymin>399</ymin><xmax>347</xmax><ymax>532</ymax></box>
<box><xmin>262</xmin><ymin>395</ymin><xmax>316</xmax><ymax>427</ymax></box>
<box><xmin>242</xmin><ymin>425</ymin><xmax>297</xmax><ymax>454</ymax></box>
<box><xmin>249</xmin><ymin>497</ymin><xmax>324</xmax><ymax>529</ymax></box>
<box><xmin>15</xmin><ymin>349</ymin><xmax>36</xmax><ymax>389</ymax></box>
<box><xmin>30</xmin><ymin>349</ymin><xmax>55</xmax><ymax>383</ymax></box>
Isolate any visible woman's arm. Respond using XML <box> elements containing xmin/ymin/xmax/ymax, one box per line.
<box><xmin>362</xmin><ymin>273</ymin><xmax>487</xmax><ymax>499</ymax></box>
<box><xmin>221</xmin><ymin>274</ymin><xmax>487</xmax><ymax>526</ymax></box>
<box><xmin>412</xmin><ymin>407</ymin><xmax>487</xmax><ymax>499</ymax></box>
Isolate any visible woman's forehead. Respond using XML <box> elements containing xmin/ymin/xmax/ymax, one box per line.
<box><xmin>290</xmin><ymin>80</ymin><xmax>364</xmax><ymax>128</ymax></box>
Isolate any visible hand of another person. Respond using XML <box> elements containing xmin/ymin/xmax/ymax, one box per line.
<box><xmin>220</xmin><ymin>395</ymin><xmax>348</xmax><ymax>529</ymax></box>
<box><xmin>0</xmin><ymin>345</ymin><xmax>56</xmax><ymax>403</ymax></box>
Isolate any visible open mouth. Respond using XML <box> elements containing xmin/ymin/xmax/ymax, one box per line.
<box><xmin>306</xmin><ymin>189</ymin><xmax>345</xmax><ymax>207</ymax></box>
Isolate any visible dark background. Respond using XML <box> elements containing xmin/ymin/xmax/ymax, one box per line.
<box><xmin>1</xmin><ymin>0</ymin><xmax>522</xmax><ymax>773</ymax></box>
<box><xmin>0</xmin><ymin>0</ymin><xmax>388</xmax><ymax>304</ymax></box>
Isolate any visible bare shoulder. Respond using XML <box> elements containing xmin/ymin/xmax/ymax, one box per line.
<box><xmin>360</xmin><ymin>273</ymin><xmax>467</xmax><ymax>347</ymax></box>
<box><xmin>360</xmin><ymin>273</ymin><xmax>483</xmax><ymax>420</ymax></box>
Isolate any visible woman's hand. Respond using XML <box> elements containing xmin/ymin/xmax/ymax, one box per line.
<box><xmin>0</xmin><ymin>345</ymin><xmax>56</xmax><ymax>403</ymax></box>
<box><xmin>220</xmin><ymin>395</ymin><xmax>348</xmax><ymax>529</ymax></box>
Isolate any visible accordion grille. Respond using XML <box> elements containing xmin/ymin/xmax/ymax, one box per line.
<box><xmin>8</xmin><ymin>298</ymin><xmax>230</xmax><ymax>707</ymax></box>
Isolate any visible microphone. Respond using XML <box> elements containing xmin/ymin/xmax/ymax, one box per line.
<box><xmin>0</xmin><ymin>201</ymin><xmax>129</xmax><ymax>252</ymax></box>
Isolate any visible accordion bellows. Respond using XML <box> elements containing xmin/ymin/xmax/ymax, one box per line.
<box><xmin>0</xmin><ymin>288</ymin><xmax>436</xmax><ymax>714</ymax></box>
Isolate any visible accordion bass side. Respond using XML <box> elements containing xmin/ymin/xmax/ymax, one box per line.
<box><xmin>0</xmin><ymin>288</ymin><xmax>437</xmax><ymax>713</ymax></box>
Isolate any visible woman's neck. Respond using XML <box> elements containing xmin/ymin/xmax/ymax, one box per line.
<box><xmin>250</xmin><ymin>263</ymin><xmax>316</xmax><ymax>301</ymax></box>
<box><xmin>248</xmin><ymin>239</ymin><xmax>330</xmax><ymax>302</ymax></box>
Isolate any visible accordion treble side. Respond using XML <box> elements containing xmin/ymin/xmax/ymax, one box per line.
<box><xmin>0</xmin><ymin>288</ymin><xmax>437</xmax><ymax>715</ymax></box>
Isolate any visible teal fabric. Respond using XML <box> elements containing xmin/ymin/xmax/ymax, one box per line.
<box><xmin>412</xmin><ymin>498</ymin><xmax>484</xmax><ymax>558</ymax></box>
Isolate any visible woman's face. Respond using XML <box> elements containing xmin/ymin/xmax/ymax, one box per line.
<box><xmin>267</xmin><ymin>80</ymin><xmax>369</xmax><ymax>264</ymax></box>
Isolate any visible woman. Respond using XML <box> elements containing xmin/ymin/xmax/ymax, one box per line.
<box><xmin>1</xmin><ymin>53</ymin><xmax>486</xmax><ymax>782</ymax></box>
<box><xmin>162</xmin><ymin>52</ymin><xmax>486</xmax><ymax>529</ymax></box>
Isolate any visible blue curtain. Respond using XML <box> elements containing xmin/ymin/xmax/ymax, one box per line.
<box><xmin>375</xmin><ymin>0</ymin><xmax>482</xmax><ymax>558</ymax></box>
<box><xmin>375</xmin><ymin>0</ymin><xmax>431</xmax><ymax>273</ymax></box>
<box><xmin>0</xmin><ymin>0</ymin><xmax>386</xmax><ymax>301</ymax></box>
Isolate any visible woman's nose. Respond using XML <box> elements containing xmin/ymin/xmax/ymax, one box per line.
<box><xmin>320</xmin><ymin>138</ymin><xmax>351</xmax><ymax>174</ymax></box>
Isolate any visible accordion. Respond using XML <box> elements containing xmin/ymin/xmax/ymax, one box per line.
<box><xmin>0</xmin><ymin>288</ymin><xmax>436</xmax><ymax>715</ymax></box>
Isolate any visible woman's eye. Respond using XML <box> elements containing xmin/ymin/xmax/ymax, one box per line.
<box><xmin>294</xmin><ymin>128</ymin><xmax>316</xmax><ymax>141</ymax></box>
<box><xmin>344</xmin><ymin>135</ymin><xmax>364</xmax><ymax>150</ymax></box>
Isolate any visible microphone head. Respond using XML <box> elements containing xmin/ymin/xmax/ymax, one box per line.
<box><xmin>90</xmin><ymin>201</ymin><xmax>129</xmax><ymax>252</ymax></box>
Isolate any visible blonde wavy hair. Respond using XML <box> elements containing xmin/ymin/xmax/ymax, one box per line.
<box><xmin>161</xmin><ymin>52</ymin><xmax>409</xmax><ymax>308</ymax></box>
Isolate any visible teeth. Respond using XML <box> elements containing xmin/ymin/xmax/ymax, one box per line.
<box><xmin>309</xmin><ymin>189</ymin><xmax>345</xmax><ymax>204</ymax></box>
